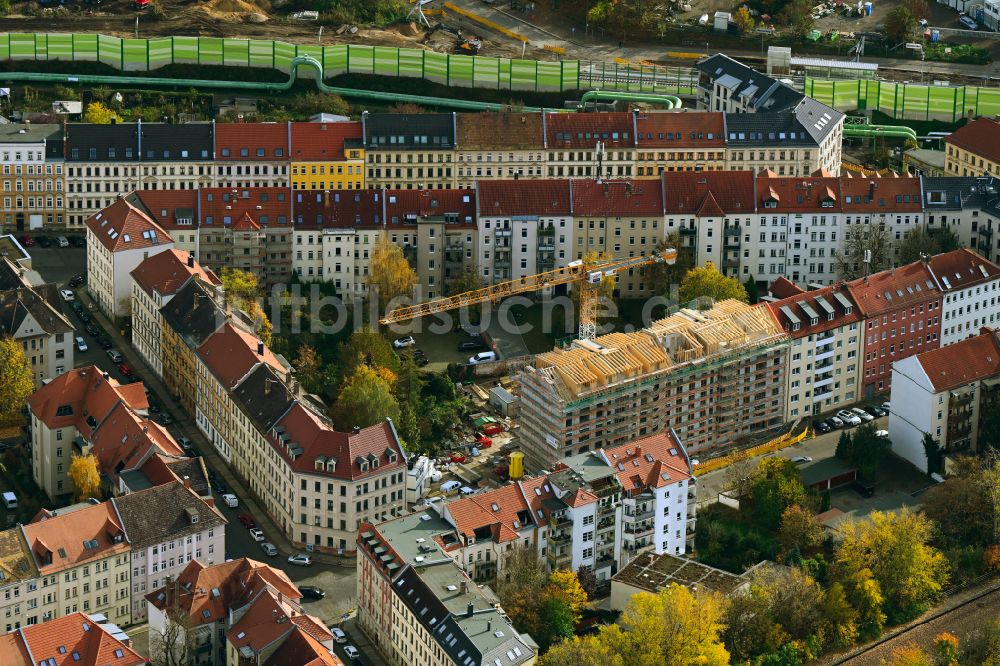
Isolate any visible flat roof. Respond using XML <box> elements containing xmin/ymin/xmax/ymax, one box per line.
<box><xmin>612</xmin><ymin>552</ymin><xmax>746</xmax><ymax>596</ymax></box>
<box><xmin>790</xmin><ymin>56</ymin><xmax>878</xmax><ymax>71</ymax></box>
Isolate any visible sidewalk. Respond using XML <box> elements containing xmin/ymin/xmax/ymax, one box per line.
<box><xmin>79</xmin><ymin>291</ymin><xmax>352</xmax><ymax>567</ymax></box>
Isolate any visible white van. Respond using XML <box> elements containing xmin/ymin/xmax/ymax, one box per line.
<box><xmin>440</xmin><ymin>480</ymin><xmax>461</xmax><ymax>493</ymax></box>
<box><xmin>2</xmin><ymin>492</ymin><xmax>17</xmax><ymax>510</ymax></box>
<box><xmin>221</xmin><ymin>493</ymin><xmax>238</xmax><ymax>508</ymax></box>
<box><xmin>468</xmin><ymin>351</ymin><xmax>497</xmax><ymax>365</ymax></box>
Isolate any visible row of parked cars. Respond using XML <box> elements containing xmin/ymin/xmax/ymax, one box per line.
<box><xmin>812</xmin><ymin>403</ymin><xmax>889</xmax><ymax>434</ymax></box>
<box><xmin>18</xmin><ymin>234</ymin><xmax>84</xmax><ymax>249</ymax></box>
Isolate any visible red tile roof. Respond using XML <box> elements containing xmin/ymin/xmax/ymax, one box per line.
<box><xmin>928</xmin><ymin>248</ymin><xmax>1000</xmax><ymax>293</ymax></box>
<box><xmin>477</xmin><ymin>179</ymin><xmax>571</xmax><ymax>217</ymax></box>
<box><xmin>290</xmin><ymin>121</ymin><xmax>362</xmax><ymax>162</ymax></box>
<box><xmin>444</xmin><ymin>482</ymin><xmax>533</xmax><ymax>544</ymax></box>
<box><xmin>232</xmin><ymin>211</ymin><xmax>262</xmax><ymax>231</ymax></box>
<box><xmin>198</xmin><ymin>187</ymin><xmax>292</xmax><ymax>229</ymax></box>
<box><xmin>768</xmin><ymin>276</ymin><xmax>806</xmax><ymax>299</ymax></box>
<box><xmin>838</xmin><ymin>176</ymin><xmax>922</xmax><ymax>212</ymax></box>
<box><xmin>28</xmin><ymin>365</ymin><xmax>148</xmax><ymax>430</ymax></box>
<box><xmin>294</xmin><ymin>189</ymin><xmax>385</xmax><ymax>229</ymax></box>
<box><xmin>269</xmin><ymin>406</ymin><xmax>406</xmax><ymax>481</ymax></box>
<box><xmin>915</xmin><ymin>327</ymin><xmax>1000</xmax><ymax>391</ymax></box>
<box><xmin>943</xmin><ymin>117</ymin><xmax>1000</xmax><ymax>165</ymax></box>
<box><xmin>129</xmin><ymin>190</ymin><xmax>199</xmax><ymax>230</ymax></box>
<box><xmin>24</xmin><ymin>502</ymin><xmax>129</xmax><ymax>575</ymax></box>
<box><xmin>634</xmin><ymin>111</ymin><xmax>724</xmax><ymax>148</ymax></box>
<box><xmin>264</xmin><ymin>625</ymin><xmax>344</xmax><ymax>666</ymax></box>
<box><xmin>385</xmin><ymin>188</ymin><xmax>477</xmax><ymax>225</ymax></box>
<box><xmin>85</xmin><ymin>198</ymin><xmax>173</xmax><ymax>253</ymax></box>
<box><xmin>601</xmin><ymin>431</ymin><xmax>691</xmax><ymax>492</ymax></box>
<box><xmin>197</xmin><ymin>322</ymin><xmax>287</xmax><ymax>389</ymax></box>
<box><xmin>89</xmin><ymin>401</ymin><xmax>184</xmax><ymax>481</ymax></box>
<box><xmin>215</xmin><ymin>122</ymin><xmax>290</xmax><ymax>161</ymax></box>
<box><xmin>130</xmin><ymin>248</ymin><xmax>220</xmax><ymax>298</ymax></box>
<box><xmin>227</xmin><ymin>588</ymin><xmax>332</xmax><ymax>657</ymax></box>
<box><xmin>846</xmin><ymin>261</ymin><xmax>940</xmax><ymax>317</ymax></box>
<box><xmin>662</xmin><ymin>171</ymin><xmax>755</xmax><ymax>215</ymax></box>
<box><xmin>13</xmin><ymin>612</ymin><xmax>145</xmax><ymax>666</ymax></box>
<box><xmin>756</xmin><ymin>174</ymin><xmax>841</xmax><ymax>213</ymax></box>
<box><xmin>545</xmin><ymin>111</ymin><xmax>635</xmax><ymax>149</ymax></box>
<box><xmin>765</xmin><ymin>283</ymin><xmax>861</xmax><ymax>339</ymax></box>
<box><xmin>571</xmin><ymin>179</ymin><xmax>663</xmax><ymax>216</ymax></box>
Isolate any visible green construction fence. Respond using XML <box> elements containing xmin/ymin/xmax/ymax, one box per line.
<box><xmin>807</xmin><ymin>77</ymin><xmax>1000</xmax><ymax>122</ymax></box>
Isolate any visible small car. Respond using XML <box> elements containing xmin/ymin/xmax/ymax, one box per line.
<box><xmin>862</xmin><ymin>405</ymin><xmax>882</xmax><ymax>418</ymax></box>
<box><xmin>157</xmin><ymin>412</ymin><xmax>173</xmax><ymax>425</ymax></box>
<box><xmin>827</xmin><ymin>416</ymin><xmax>844</xmax><ymax>429</ymax></box>
<box><xmin>960</xmin><ymin>13</ymin><xmax>978</xmax><ymax>29</ymax></box>
<box><xmin>836</xmin><ymin>409</ymin><xmax>861</xmax><ymax>426</ymax></box>
<box><xmin>287</xmin><ymin>554</ymin><xmax>312</xmax><ymax>567</ymax></box>
<box><xmin>249</xmin><ymin>528</ymin><xmax>265</xmax><ymax>541</ymax></box>
<box><xmin>344</xmin><ymin>646</ymin><xmax>359</xmax><ymax>660</ymax></box>
<box><xmin>56</xmin><ymin>236</ymin><xmax>69</xmax><ymax>248</ymax></box>
<box><xmin>75</xmin><ymin>336</ymin><xmax>88</xmax><ymax>352</ymax></box>
<box><xmin>791</xmin><ymin>456</ymin><xmax>813</xmax><ymax>464</ymax></box>
<box><xmin>260</xmin><ymin>542</ymin><xmax>277</xmax><ymax>557</ymax></box>
<box><xmin>71</xmin><ymin>236</ymin><xmax>85</xmax><ymax>248</ymax></box>
<box><xmin>177</xmin><ymin>436</ymin><xmax>194</xmax><ymax>455</ymax></box>
<box><xmin>60</xmin><ymin>289</ymin><xmax>75</xmax><ymax>302</ymax></box>
<box><xmin>78</xmin><ymin>311</ymin><xmax>91</xmax><ymax>324</ymax></box>
<box><xmin>107</xmin><ymin>349</ymin><xmax>124</xmax><ymax>363</ymax></box>
<box><xmin>468</xmin><ymin>351</ymin><xmax>497</xmax><ymax>364</ymax></box>
<box><xmin>299</xmin><ymin>585</ymin><xmax>325</xmax><ymax>600</ymax></box>
<box><xmin>415</xmin><ymin>356</ymin><xmax>429</xmax><ymax>367</ymax></box>
<box><xmin>37</xmin><ymin>236</ymin><xmax>51</xmax><ymax>248</ymax></box>
<box><xmin>85</xmin><ymin>323</ymin><xmax>99</xmax><ymax>337</ymax></box>
<box><xmin>458</xmin><ymin>340</ymin><xmax>486</xmax><ymax>352</ymax></box>
<box><xmin>851</xmin><ymin>407</ymin><xmax>874</xmax><ymax>422</ymax></box>
<box><xmin>98</xmin><ymin>336</ymin><xmax>113</xmax><ymax>350</ymax></box>
<box><xmin>330</xmin><ymin>627</ymin><xmax>348</xmax><ymax>644</ymax></box>
<box><xmin>118</xmin><ymin>363</ymin><xmax>133</xmax><ymax>376</ymax></box>
<box><xmin>221</xmin><ymin>493</ymin><xmax>238</xmax><ymax>508</ymax></box>
<box><xmin>881</xmin><ymin>402</ymin><xmax>891</xmax><ymax>413</ymax></box>
<box><xmin>18</xmin><ymin>235</ymin><xmax>35</xmax><ymax>247</ymax></box>
<box><xmin>393</xmin><ymin>336</ymin><xmax>416</xmax><ymax>348</ymax></box>
<box><xmin>71</xmin><ymin>301</ymin><xmax>84</xmax><ymax>313</ymax></box>
<box><xmin>875</xmin><ymin>429</ymin><xmax>889</xmax><ymax>438</ymax></box>
<box><xmin>211</xmin><ymin>479</ymin><xmax>227</xmax><ymax>495</ymax></box>
<box><xmin>812</xmin><ymin>419</ymin><xmax>831</xmax><ymax>434</ymax></box>
<box><xmin>68</xmin><ymin>275</ymin><xmax>84</xmax><ymax>288</ymax></box>
<box><xmin>238</xmin><ymin>514</ymin><xmax>256</xmax><ymax>529</ymax></box>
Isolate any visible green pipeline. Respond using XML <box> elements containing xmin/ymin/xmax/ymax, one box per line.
<box><xmin>843</xmin><ymin>124</ymin><xmax>917</xmax><ymax>141</ymax></box>
<box><xmin>1</xmin><ymin>55</ymin><xmax>547</xmax><ymax>113</ymax></box>
<box><xmin>578</xmin><ymin>90</ymin><xmax>682</xmax><ymax>109</ymax></box>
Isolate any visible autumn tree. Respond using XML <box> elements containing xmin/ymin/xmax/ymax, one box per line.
<box><xmin>586</xmin><ymin>0</ymin><xmax>659</xmax><ymax>43</ymax></box>
<box><xmin>370</xmin><ymin>233</ymin><xmax>417</xmax><ymax>308</ymax></box>
<box><xmin>220</xmin><ymin>267</ymin><xmax>271</xmax><ymax>344</ymax></box>
<box><xmin>898</xmin><ymin>227</ymin><xmax>942</xmax><ymax>264</ymax></box>
<box><xmin>722</xmin><ymin>456</ymin><xmax>758</xmax><ymax>502</ymax></box>
<box><xmin>678</xmin><ymin>261</ymin><xmax>749</xmax><ymax>306</ymax></box>
<box><xmin>734</xmin><ymin>6</ymin><xmax>756</xmax><ymax>32</ymax></box>
<box><xmin>778</xmin><ymin>504</ymin><xmax>824</xmax><ymax>556</ymax></box>
<box><xmin>820</xmin><ymin>582</ymin><xmax>859</xmax><ymax>649</ymax></box>
<box><xmin>69</xmin><ymin>453</ymin><xmax>101</xmax><ymax>503</ymax></box>
<box><xmin>779</xmin><ymin>0</ymin><xmax>815</xmax><ymax>36</ymax></box>
<box><xmin>833</xmin><ymin>509</ymin><xmax>949</xmax><ymax>624</ymax></box>
<box><xmin>576</xmin><ymin>564</ymin><xmax>600</xmax><ymax>600</ymax></box>
<box><xmin>338</xmin><ymin>326</ymin><xmax>399</xmax><ymax>385</ymax></box>
<box><xmin>539</xmin><ymin>635</ymin><xmax>624</xmax><ymax>666</ymax></box>
<box><xmin>150</xmin><ymin>589</ymin><xmax>197</xmax><ymax>666</ymax></box>
<box><xmin>293</xmin><ymin>343</ymin><xmax>325</xmax><ymax>396</ymax></box>
<box><xmin>922</xmin><ymin>456</ymin><xmax>993</xmax><ymax>548</ymax></box>
<box><xmin>749</xmin><ymin>457</ymin><xmax>807</xmax><ymax>531</ymax></box>
<box><xmin>445</xmin><ymin>265</ymin><xmax>485</xmax><ymax>297</ymax></box>
<box><xmin>885</xmin><ymin>5</ymin><xmax>917</xmax><ymax>43</ymax></box>
<box><xmin>0</xmin><ymin>336</ymin><xmax>34</xmax><ymax>420</ymax></box>
<box><xmin>330</xmin><ymin>365</ymin><xmax>400</xmax><ymax>430</ymax></box>
<box><xmin>84</xmin><ymin>102</ymin><xmax>118</xmax><ymax>124</ymax></box>
<box><xmin>835</xmin><ymin>223</ymin><xmax>894</xmax><ymax>280</ymax></box>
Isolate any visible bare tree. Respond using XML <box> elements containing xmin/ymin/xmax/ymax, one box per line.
<box><xmin>834</xmin><ymin>222</ymin><xmax>894</xmax><ymax>280</ymax></box>
<box><xmin>151</xmin><ymin>592</ymin><xmax>197</xmax><ymax>666</ymax></box>
<box><xmin>723</xmin><ymin>456</ymin><xmax>759</xmax><ymax>502</ymax></box>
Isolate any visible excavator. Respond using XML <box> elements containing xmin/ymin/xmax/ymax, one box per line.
<box><xmin>380</xmin><ymin>248</ymin><xmax>678</xmax><ymax>340</ymax></box>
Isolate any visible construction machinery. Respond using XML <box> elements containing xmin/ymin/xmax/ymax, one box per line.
<box><xmin>379</xmin><ymin>248</ymin><xmax>677</xmax><ymax>340</ymax></box>
<box><xmin>456</xmin><ymin>34</ymin><xmax>482</xmax><ymax>54</ymax></box>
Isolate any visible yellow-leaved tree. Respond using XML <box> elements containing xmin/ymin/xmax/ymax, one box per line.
<box><xmin>678</xmin><ymin>261</ymin><xmax>749</xmax><ymax>306</ymax></box>
<box><xmin>370</xmin><ymin>233</ymin><xmax>417</xmax><ymax>310</ymax></box>
<box><xmin>84</xmin><ymin>102</ymin><xmax>118</xmax><ymax>125</ymax></box>
<box><xmin>330</xmin><ymin>365</ymin><xmax>400</xmax><ymax>430</ymax></box>
<box><xmin>68</xmin><ymin>453</ymin><xmax>101</xmax><ymax>503</ymax></box>
<box><xmin>220</xmin><ymin>267</ymin><xmax>271</xmax><ymax>345</ymax></box>
<box><xmin>0</xmin><ymin>336</ymin><xmax>34</xmax><ymax>421</ymax></box>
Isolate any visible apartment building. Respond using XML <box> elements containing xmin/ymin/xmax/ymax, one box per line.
<box><xmin>130</xmin><ymin>249</ymin><xmax>219</xmax><ymax>377</ymax></box>
<box><xmin>944</xmin><ymin>117</ymin><xmax>1000</xmax><ymax>177</ymax></box>
<box><xmin>28</xmin><ymin>366</ymin><xmax>148</xmax><ymax>501</ymax></box>
<box><xmin>290</xmin><ymin>120</ymin><xmax>365</xmax><ymax>191</ymax></box>
<box><xmin>0</xmin><ymin>611</ymin><xmax>145</xmax><ymax>666</ymax></box>
<box><xmin>544</xmin><ymin>111</ymin><xmax>635</xmax><ymax>180</ymax></box>
<box><xmin>766</xmin><ymin>280</ymin><xmax>864</xmax><ymax>420</ymax></box>
<box><xmin>85</xmin><ymin>196</ymin><xmax>175</xmax><ymax>317</ymax></box>
<box><xmin>22</xmin><ymin>501</ymin><xmax>133</xmax><ymax>626</ymax></box>
<box><xmin>634</xmin><ymin>111</ymin><xmax>726</xmax><ymax>175</ymax></box>
<box><xmin>214</xmin><ymin>122</ymin><xmax>290</xmax><ymax>188</ymax></box>
<box><xmin>725</xmin><ymin>99</ymin><xmax>843</xmax><ymax>177</ymax></box>
<box><xmin>357</xmin><ymin>510</ymin><xmax>536</xmax><ymax>666</ymax></box>
<box><xmin>135</xmin><ymin>123</ymin><xmax>215</xmax><ymax>192</ymax></box>
<box><xmin>0</xmin><ymin>123</ymin><xmax>65</xmax><ymax>231</ymax></box>
<box><xmin>0</xmin><ymin>256</ymin><xmax>74</xmax><ymax>387</ymax></box>
<box><xmin>112</xmin><ymin>479</ymin><xmax>227</xmax><ymax>622</ymax></box>
<box><xmin>0</xmin><ymin>528</ymin><xmax>40</xmax><ymax>634</ymax></box>
<box><xmin>363</xmin><ymin>112</ymin><xmax>456</xmax><ymax>189</ymax></box>
<box><xmin>926</xmin><ymin>248</ymin><xmax>1000</xmax><ymax>345</ymax></box>
<box><xmin>435</xmin><ymin>430</ymin><xmax>694</xmax><ymax>583</ymax></box>
<box><xmin>697</xmin><ymin>54</ymin><xmax>807</xmax><ymax>114</ymax></box>
<box><xmin>455</xmin><ymin>112</ymin><xmax>546</xmax><ymax>188</ymax></box>
<box><xmin>125</xmin><ymin>189</ymin><xmax>199</xmax><ymax>255</ymax></box>
<box><xmin>920</xmin><ymin>176</ymin><xmax>1000</xmax><ymax>266</ymax></box>
<box><xmin>889</xmin><ymin>327</ymin><xmax>1000</xmax><ymax>470</ymax></box>
<box><xmin>847</xmin><ymin>261</ymin><xmax>943</xmax><ymax>397</ymax></box>
<box><xmin>517</xmin><ymin>299</ymin><xmax>787</xmax><ymax>470</ymax></box>
<box><xmin>147</xmin><ymin>557</ymin><xmax>335</xmax><ymax>666</ymax></box>
<box><xmin>475</xmin><ymin>179</ymin><xmax>572</xmax><ymax>284</ymax></box>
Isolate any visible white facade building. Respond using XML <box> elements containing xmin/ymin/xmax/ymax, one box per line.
<box><xmin>928</xmin><ymin>248</ymin><xmax>1000</xmax><ymax>346</ymax></box>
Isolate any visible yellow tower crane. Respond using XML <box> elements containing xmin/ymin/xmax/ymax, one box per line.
<box><xmin>379</xmin><ymin>248</ymin><xmax>677</xmax><ymax>340</ymax></box>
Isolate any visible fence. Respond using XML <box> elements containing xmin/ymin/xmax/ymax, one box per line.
<box><xmin>807</xmin><ymin>77</ymin><xmax>1000</xmax><ymax>122</ymax></box>
<box><xmin>693</xmin><ymin>424</ymin><xmax>810</xmax><ymax>477</ymax></box>
<box><xmin>0</xmin><ymin>32</ymin><xmax>700</xmax><ymax>95</ymax></box>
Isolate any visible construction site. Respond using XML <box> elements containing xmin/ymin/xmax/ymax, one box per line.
<box><xmin>516</xmin><ymin>299</ymin><xmax>790</xmax><ymax>470</ymax></box>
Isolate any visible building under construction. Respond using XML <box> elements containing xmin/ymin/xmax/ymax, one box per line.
<box><xmin>517</xmin><ymin>300</ymin><xmax>789</xmax><ymax>470</ymax></box>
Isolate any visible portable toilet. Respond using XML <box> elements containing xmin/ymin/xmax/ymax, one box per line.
<box><xmin>508</xmin><ymin>451</ymin><xmax>525</xmax><ymax>480</ymax></box>
<box><xmin>713</xmin><ymin>11</ymin><xmax>731</xmax><ymax>31</ymax></box>
<box><xmin>864</xmin><ymin>1</ymin><xmax>873</xmax><ymax>15</ymax></box>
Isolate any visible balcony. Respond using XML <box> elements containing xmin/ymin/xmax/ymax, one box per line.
<box><xmin>978</xmin><ymin>227</ymin><xmax>994</xmax><ymax>239</ymax></box>
<box><xmin>550</xmin><ymin>531</ymin><xmax>571</xmax><ymax>544</ymax></box>
<box><xmin>679</xmin><ymin>226</ymin><xmax>697</xmax><ymax>236</ymax></box>
<box><xmin>815</xmin><ymin>350</ymin><xmax>835</xmax><ymax>362</ymax></box>
<box><xmin>625</xmin><ymin>508</ymin><xmax>654</xmax><ymax>521</ymax></box>
<box><xmin>624</xmin><ymin>524</ymin><xmax>653</xmax><ymax>537</ymax></box>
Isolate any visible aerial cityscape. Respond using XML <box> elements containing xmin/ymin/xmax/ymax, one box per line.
<box><xmin>0</xmin><ymin>0</ymin><xmax>999</xmax><ymax>663</ymax></box>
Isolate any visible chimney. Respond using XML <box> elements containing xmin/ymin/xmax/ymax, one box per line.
<box><xmin>487</xmin><ymin>619</ymin><xmax>492</xmax><ymax>632</ymax></box>
<box><xmin>183</xmin><ymin>475</ymin><xmax>191</xmax><ymax>490</ymax></box>
<box><xmin>257</xmin><ymin>341</ymin><xmax>264</xmax><ymax>355</ymax></box>
<box><xmin>460</xmin><ymin>581</ymin><xmax>467</xmax><ymax>594</ymax></box>
<box><xmin>353</xmin><ymin>426</ymin><xmax>361</xmax><ymax>434</ymax></box>
<box><xmin>187</xmin><ymin>252</ymin><xmax>194</xmax><ymax>268</ymax></box>
<box><xmin>869</xmin><ymin>180</ymin><xmax>876</xmax><ymax>199</ymax></box>
<box><xmin>635</xmin><ymin>445</ymin><xmax>642</xmax><ymax>456</ymax></box>
<box><xmin>466</xmin><ymin>602</ymin><xmax>474</xmax><ymax>618</ymax></box>
<box><xmin>102</xmin><ymin>371</ymin><xmax>110</xmax><ymax>380</ymax></box>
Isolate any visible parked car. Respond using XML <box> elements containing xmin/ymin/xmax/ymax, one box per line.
<box><xmin>238</xmin><ymin>514</ymin><xmax>256</xmax><ymax>528</ymax></box>
<box><xmin>107</xmin><ymin>349</ymin><xmax>123</xmax><ymax>363</ymax></box>
<box><xmin>862</xmin><ymin>405</ymin><xmax>882</xmax><ymax>418</ymax></box>
<box><xmin>875</xmin><ymin>429</ymin><xmax>889</xmax><ymax>438</ymax></box>
<box><xmin>468</xmin><ymin>351</ymin><xmax>497</xmax><ymax>364</ymax></box>
<box><xmin>791</xmin><ymin>456</ymin><xmax>813</xmax><ymax>464</ymax></box>
<box><xmin>299</xmin><ymin>585</ymin><xmax>325</xmax><ymax>600</ymax></box>
<box><xmin>881</xmin><ymin>402</ymin><xmax>891</xmax><ymax>413</ymax></box>
<box><xmin>148</xmin><ymin>402</ymin><xmax>161</xmax><ymax>414</ymax></box>
<box><xmin>836</xmin><ymin>409</ymin><xmax>862</xmax><ymax>426</ymax></box>
<box><xmin>960</xmin><ymin>13</ymin><xmax>978</xmax><ymax>29</ymax></box>
<box><xmin>415</xmin><ymin>355</ymin><xmax>429</xmax><ymax>367</ymax></box>
<box><xmin>330</xmin><ymin>627</ymin><xmax>348</xmax><ymax>644</ymax></box>
<box><xmin>157</xmin><ymin>412</ymin><xmax>173</xmax><ymax>425</ymax></box>
<box><xmin>249</xmin><ymin>528</ymin><xmax>265</xmax><ymax>542</ymax></box>
<box><xmin>37</xmin><ymin>236</ymin><xmax>51</xmax><ymax>248</ymax></box>
<box><xmin>75</xmin><ymin>336</ymin><xmax>88</xmax><ymax>352</ymax></box>
<box><xmin>851</xmin><ymin>407</ymin><xmax>874</xmax><ymax>422</ymax></box>
<box><xmin>221</xmin><ymin>493</ymin><xmax>238</xmax><ymax>508</ymax></box>
<box><xmin>211</xmin><ymin>479</ymin><xmax>227</xmax><ymax>495</ymax></box>
<box><xmin>17</xmin><ymin>235</ymin><xmax>35</xmax><ymax>247</ymax></box>
<box><xmin>393</xmin><ymin>336</ymin><xmax>416</xmax><ymax>349</ymax></box>
<box><xmin>85</xmin><ymin>323</ymin><xmax>99</xmax><ymax>337</ymax></box>
<box><xmin>260</xmin><ymin>542</ymin><xmax>277</xmax><ymax>557</ymax></box>
<box><xmin>344</xmin><ymin>646</ymin><xmax>359</xmax><ymax>660</ymax></box>
<box><xmin>71</xmin><ymin>236</ymin><xmax>85</xmax><ymax>248</ymax></box>
<box><xmin>56</xmin><ymin>236</ymin><xmax>69</xmax><ymax>248</ymax></box>
<box><xmin>177</xmin><ymin>436</ymin><xmax>194</xmax><ymax>455</ymax></box>
<box><xmin>60</xmin><ymin>289</ymin><xmax>75</xmax><ymax>302</ymax></box>
<box><xmin>71</xmin><ymin>301</ymin><xmax>84</xmax><ymax>313</ymax></box>
<box><xmin>97</xmin><ymin>336</ymin><xmax>113</xmax><ymax>350</ymax></box>
<box><xmin>118</xmin><ymin>363</ymin><xmax>133</xmax><ymax>376</ymax></box>
<box><xmin>287</xmin><ymin>554</ymin><xmax>312</xmax><ymax>567</ymax></box>
<box><xmin>812</xmin><ymin>419</ymin><xmax>831</xmax><ymax>434</ymax></box>
<box><xmin>77</xmin><ymin>311</ymin><xmax>91</xmax><ymax>324</ymax></box>
<box><xmin>827</xmin><ymin>416</ymin><xmax>845</xmax><ymax>429</ymax></box>
<box><xmin>458</xmin><ymin>340</ymin><xmax>486</xmax><ymax>352</ymax></box>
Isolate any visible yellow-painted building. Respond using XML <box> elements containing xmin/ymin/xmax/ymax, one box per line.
<box><xmin>290</xmin><ymin>121</ymin><xmax>365</xmax><ymax>190</ymax></box>
<box><xmin>944</xmin><ymin>117</ymin><xmax>1000</xmax><ymax>177</ymax></box>
<box><xmin>0</xmin><ymin>124</ymin><xmax>65</xmax><ymax>231</ymax></box>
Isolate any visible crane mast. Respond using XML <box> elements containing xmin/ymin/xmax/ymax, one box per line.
<box><xmin>379</xmin><ymin>248</ymin><xmax>677</xmax><ymax>340</ymax></box>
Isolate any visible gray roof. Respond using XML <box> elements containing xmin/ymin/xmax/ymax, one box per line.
<box><xmin>66</xmin><ymin>124</ymin><xmax>139</xmax><ymax>162</ymax></box>
<box><xmin>697</xmin><ymin>53</ymin><xmax>804</xmax><ymax>113</ymax></box>
<box><xmin>0</xmin><ymin>283</ymin><xmax>73</xmax><ymax>338</ymax></box>
<box><xmin>0</xmin><ymin>123</ymin><xmax>62</xmax><ymax>144</ymax></box>
<box><xmin>921</xmin><ymin>176</ymin><xmax>993</xmax><ymax>211</ymax></box>
<box><xmin>112</xmin><ymin>480</ymin><xmax>226</xmax><ymax>550</ymax></box>
<box><xmin>364</xmin><ymin>112</ymin><xmax>455</xmax><ymax>150</ymax></box>
<box><xmin>793</xmin><ymin>97</ymin><xmax>844</xmax><ymax>145</ymax></box>
<box><xmin>724</xmin><ymin>97</ymin><xmax>843</xmax><ymax>148</ymax></box>
<box><xmin>159</xmin><ymin>278</ymin><xmax>226</xmax><ymax>348</ymax></box>
<box><xmin>139</xmin><ymin>123</ymin><xmax>214</xmax><ymax>161</ymax></box>
<box><xmin>231</xmin><ymin>364</ymin><xmax>295</xmax><ymax>433</ymax></box>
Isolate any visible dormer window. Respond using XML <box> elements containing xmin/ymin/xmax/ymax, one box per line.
<box><xmin>810</xmin><ymin>317</ymin><xmax>818</xmax><ymax>326</ymax></box>
<box><xmin>792</xmin><ymin>322</ymin><xmax>800</xmax><ymax>331</ymax></box>
<box><xmin>764</xmin><ymin>200</ymin><xmax>777</xmax><ymax>209</ymax></box>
